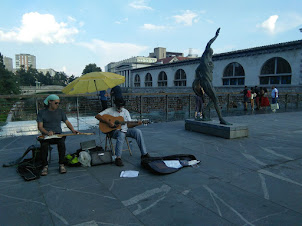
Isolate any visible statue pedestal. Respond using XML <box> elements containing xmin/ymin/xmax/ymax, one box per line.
<box><xmin>185</xmin><ymin>119</ymin><xmax>248</xmax><ymax>139</ymax></box>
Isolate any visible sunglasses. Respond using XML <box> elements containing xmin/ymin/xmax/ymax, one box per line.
<box><xmin>54</xmin><ymin>102</ymin><xmax>60</xmax><ymax>105</ymax></box>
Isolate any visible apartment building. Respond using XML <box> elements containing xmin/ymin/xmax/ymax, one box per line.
<box><xmin>15</xmin><ymin>54</ymin><xmax>36</xmax><ymax>70</ymax></box>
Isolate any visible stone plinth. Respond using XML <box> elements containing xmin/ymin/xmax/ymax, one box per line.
<box><xmin>185</xmin><ymin>119</ymin><xmax>248</xmax><ymax>139</ymax></box>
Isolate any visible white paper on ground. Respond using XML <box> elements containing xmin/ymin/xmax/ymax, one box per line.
<box><xmin>188</xmin><ymin>160</ymin><xmax>200</xmax><ymax>166</ymax></box>
<box><xmin>120</xmin><ymin>170</ymin><xmax>139</xmax><ymax>178</ymax></box>
<box><xmin>163</xmin><ymin>160</ymin><xmax>183</xmax><ymax>169</ymax></box>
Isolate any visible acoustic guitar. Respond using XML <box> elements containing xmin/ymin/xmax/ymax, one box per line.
<box><xmin>37</xmin><ymin>132</ymin><xmax>94</xmax><ymax>141</ymax></box>
<box><xmin>99</xmin><ymin>114</ymin><xmax>149</xmax><ymax>133</ymax></box>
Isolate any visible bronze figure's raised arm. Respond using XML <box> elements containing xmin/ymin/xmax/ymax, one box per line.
<box><xmin>192</xmin><ymin>28</ymin><xmax>231</xmax><ymax>125</ymax></box>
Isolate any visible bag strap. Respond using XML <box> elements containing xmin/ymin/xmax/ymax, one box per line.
<box><xmin>2</xmin><ymin>145</ymin><xmax>38</xmax><ymax>167</ymax></box>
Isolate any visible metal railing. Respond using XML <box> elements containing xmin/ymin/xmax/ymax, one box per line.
<box><xmin>0</xmin><ymin>92</ymin><xmax>301</xmax><ymax>137</ymax></box>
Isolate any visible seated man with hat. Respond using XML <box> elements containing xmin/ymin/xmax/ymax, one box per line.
<box><xmin>95</xmin><ymin>98</ymin><xmax>150</xmax><ymax>166</ymax></box>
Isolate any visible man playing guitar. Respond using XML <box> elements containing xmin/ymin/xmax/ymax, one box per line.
<box><xmin>37</xmin><ymin>94</ymin><xmax>79</xmax><ymax>175</ymax></box>
<box><xmin>95</xmin><ymin>98</ymin><xmax>150</xmax><ymax>166</ymax></box>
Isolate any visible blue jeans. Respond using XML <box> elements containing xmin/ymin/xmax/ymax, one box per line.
<box><xmin>272</xmin><ymin>97</ymin><xmax>278</xmax><ymax>104</ymax></box>
<box><xmin>111</xmin><ymin>128</ymin><xmax>147</xmax><ymax>157</ymax></box>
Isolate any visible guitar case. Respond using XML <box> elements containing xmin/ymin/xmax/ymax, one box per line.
<box><xmin>141</xmin><ymin>154</ymin><xmax>199</xmax><ymax>175</ymax></box>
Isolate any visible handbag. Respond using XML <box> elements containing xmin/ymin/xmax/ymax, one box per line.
<box><xmin>89</xmin><ymin>146</ymin><xmax>113</xmax><ymax>166</ymax></box>
<box><xmin>271</xmin><ymin>103</ymin><xmax>279</xmax><ymax>110</ymax></box>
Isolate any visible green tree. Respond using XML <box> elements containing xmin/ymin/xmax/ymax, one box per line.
<box><xmin>16</xmin><ymin>65</ymin><xmax>36</xmax><ymax>86</ymax></box>
<box><xmin>0</xmin><ymin>53</ymin><xmax>20</xmax><ymax>95</ymax></box>
<box><xmin>53</xmin><ymin>71</ymin><xmax>68</xmax><ymax>85</ymax></box>
<box><xmin>67</xmin><ymin>74</ymin><xmax>76</xmax><ymax>84</ymax></box>
<box><xmin>82</xmin><ymin>63</ymin><xmax>102</xmax><ymax>75</ymax></box>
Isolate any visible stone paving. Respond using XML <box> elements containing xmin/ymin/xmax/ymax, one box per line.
<box><xmin>1</xmin><ymin>111</ymin><xmax>302</xmax><ymax>225</ymax></box>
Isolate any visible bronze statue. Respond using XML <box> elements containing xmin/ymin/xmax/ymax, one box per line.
<box><xmin>192</xmin><ymin>28</ymin><xmax>231</xmax><ymax>125</ymax></box>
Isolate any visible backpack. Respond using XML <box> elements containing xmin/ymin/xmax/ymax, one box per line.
<box><xmin>6</xmin><ymin>145</ymin><xmax>43</xmax><ymax>181</ymax></box>
<box><xmin>141</xmin><ymin>154</ymin><xmax>200</xmax><ymax>174</ymax></box>
<box><xmin>246</xmin><ymin>90</ymin><xmax>251</xmax><ymax>98</ymax></box>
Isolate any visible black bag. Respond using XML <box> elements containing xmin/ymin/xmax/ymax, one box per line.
<box><xmin>90</xmin><ymin>146</ymin><xmax>113</xmax><ymax>166</ymax></box>
<box><xmin>17</xmin><ymin>158</ymin><xmax>43</xmax><ymax>181</ymax></box>
<box><xmin>141</xmin><ymin>154</ymin><xmax>199</xmax><ymax>174</ymax></box>
<box><xmin>80</xmin><ymin>140</ymin><xmax>112</xmax><ymax>166</ymax></box>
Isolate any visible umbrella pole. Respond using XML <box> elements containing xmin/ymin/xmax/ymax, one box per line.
<box><xmin>94</xmin><ymin>80</ymin><xmax>101</xmax><ymax>137</ymax></box>
<box><xmin>94</xmin><ymin>80</ymin><xmax>99</xmax><ymax>98</ymax></box>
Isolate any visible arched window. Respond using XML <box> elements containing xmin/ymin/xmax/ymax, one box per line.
<box><xmin>158</xmin><ymin>71</ymin><xmax>167</xmax><ymax>87</ymax></box>
<box><xmin>145</xmin><ymin>73</ymin><xmax>152</xmax><ymax>87</ymax></box>
<box><xmin>260</xmin><ymin>57</ymin><xmax>291</xmax><ymax>85</ymax></box>
<box><xmin>222</xmin><ymin>62</ymin><xmax>245</xmax><ymax>86</ymax></box>
<box><xmin>134</xmin><ymin>74</ymin><xmax>140</xmax><ymax>87</ymax></box>
<box><xmin>174</xmin><ymin>69</ymin><xmax>186</xmax><ymax>86</ymax></box>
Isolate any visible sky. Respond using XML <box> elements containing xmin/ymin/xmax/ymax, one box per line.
<box><xmin>1</xmin><ymin>0</ymin><xmax>302</xmax><ymax>77</ymax></box>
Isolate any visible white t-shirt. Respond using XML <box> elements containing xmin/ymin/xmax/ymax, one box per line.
<box><xmin>98</xmin><ymin>107</ymin><xmax>132</xmax><ymax>132</ymax></box>
<box><xmin>271</xmin><ymin>88</ymin><xmax>278</xmax><ymax>98</ymax></box>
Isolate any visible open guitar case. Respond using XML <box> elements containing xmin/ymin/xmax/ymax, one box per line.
<box><xmin>141</xmin><ymin>154</ymin><xmax>199</xmax><ymax>175</ymax></box>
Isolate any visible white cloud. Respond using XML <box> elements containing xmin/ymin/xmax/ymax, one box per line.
<box><xmin>115</xmin><ymin>18</ymin><xmax>129</xmax><ymax>24</ymax></box>
<box><xmin>79</xmin><ymin>39</ymin><xmax>149</xmax><ymax>68</ymax></box>
<box><xmin>258</xmin><ymin>15</ymin><xmax>279</xmax><ymax>34</ymax></box>
<box><xmin>257</xmin><ymin>13</ymin><xmax>302</xmax><ymax>34</ymax></box>
<box><xmin>0</xmin><ymin>12</ymin><xmax>79</xmax><ymax>44</ymax></box>
<box><xmin>141</xmin><ymin>24</ymin><xmax>166</xmax><ymax>30</ymax></box>
<box><xmin>173</xmin><ymin>10</ymin><xmax>199</xmax><ymax>26</ymax></box>
<box><xmin>62</xmin><ymin>66</ymin><xmax>67</xmax><ymax>73</ymax></box>
<box><xmin>67</xmin><ymin>16</ymin><xmax>76</xmax><ymax>22</ymax></box>
<box><xmin>129</xmin><ymin>0</ymin><xmax>153</xmax><ymax>10</ymax></box>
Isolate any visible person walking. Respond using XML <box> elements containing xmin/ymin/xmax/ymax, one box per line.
<box><xmin>260</xmin><ymin>87</ymin><xmax>270</xmax><ymax>110</ymax></box>
<box><xmin>254</xmin><ymin>86</ymin><xmax>260</xmax><ymax>110</ymax></box>
<box><xmin>250</xmin><ymin>87</ymin><xmax>256</xmax><ymax>111</ymax></box>
<box><xmin>271</xmin><ymin>86</ymin><xmax>279</xmax><ymax>104</ymax></box>
<box><xmin>271</xmin><ymin>86</ymin><xmax>279</xmax><ymax>112</ymax></box>
<box><xmin>242</xmin><ymin>86</ymin><xmax>250</xmax><ymax>111</ymax></box>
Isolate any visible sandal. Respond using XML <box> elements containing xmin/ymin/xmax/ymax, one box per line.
<box><xmin>59</xmin><ymin>164</ymin><xmax>67</xmax><ymax>174</ymax></box>
<box><xmin>41</xmin><ymin>165</ymin><xmax>48</xmax><ymax>176</ymax></box>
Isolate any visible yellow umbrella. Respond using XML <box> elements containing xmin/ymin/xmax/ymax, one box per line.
<box><xmin>62</xmin><ymin>72</ymin><xmax>125</xmax><ymax>95</ymax></box>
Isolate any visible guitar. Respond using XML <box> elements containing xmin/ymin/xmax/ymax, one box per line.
<box><xmin>99</xmin><ymin>114</ymin><xmax>149</xmax><ymax>133</ymax></box>
<box><xmin>37</xmin><ymin>132</ymin><xmax>94</xmax><ymax>141</ymax></box>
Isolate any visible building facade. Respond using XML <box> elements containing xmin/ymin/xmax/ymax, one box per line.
<box><xmin>105</xmin><ymin>56</ymin><xmax>157</xmax><ymax>87</ymax></box>
<box><xmin>3</xmin><ymin>56</ymin><xmax>13</xmax><ymax>71</ymax></box>
<box><xmin>37</xmin><ymin>68</ymin><xmax>56</xmax><ymax>76</ymax></box>
<box><xmin>130</xmin><ymin>40</ymin><xmax>302</xmax><ymax>93</ymax></box>
<box><xmin>15</xmin><ymin>54</ymin><xmax>36</xmax><ymax>70</ymax></box>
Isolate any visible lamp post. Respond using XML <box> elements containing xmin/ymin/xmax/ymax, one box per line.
<box><xmin>35</xmin><ymin>80</ymin><xmax>40</xmax><ymax>93</ymax></box>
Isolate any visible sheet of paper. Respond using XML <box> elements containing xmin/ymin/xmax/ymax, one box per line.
<box><xmin>163</xmin><ymin>160</ymin><xmax>183</xmax><ymax>169</ymax></box>
<box><xmin>188</xmin><ymin>160</ymin><xmax>200</xmax><ymax>166</ymax></box>
<box><xmin>120</xmin><ymin>170</ymin><xmax>139</xmax><ymax>178</ymax></box>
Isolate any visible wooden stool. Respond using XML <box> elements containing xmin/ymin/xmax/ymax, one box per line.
<box><xmin>105</xmin><ymin>133</ymin><xmax>132</xmax><ymax>156</ymax></box>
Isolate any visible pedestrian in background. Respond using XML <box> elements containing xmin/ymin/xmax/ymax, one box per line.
<box><xmin>194</xmin><ymin>85</ymin><xmax>205</xmax><ymax>120</ymax></box>
<box><xmin>260</xmin><ymin>87</ymin><xmax>270</xmax><ymax>110</ymax></box>
<box><xmin>250</xmin><ymin>87</ymin><xmax>256</xmax><ymax>111</ymax></box>
<box><xmin>271</xmin><ymin>86</ymin><xmax>279</xmax><ymax>104</ymax></box>
<box><xmin>271</xmin><ymin>86</ymin><xmax>279</xmax><ymax>112</ymax></box>
<box><xmin>254</xmin><ymin>86</ymin><xmax>260</xmax><ymax>110</ymax></box>
<box><xmin>242</xmin><ymin>86</ymin><xmax>250</xmax><ymax>111</ymax></box>
<box><xmin>99</xmin><ymin>90</ymin><xmax>108</xmax><ymax>110</ymax></box>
